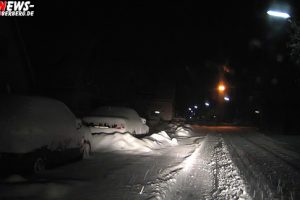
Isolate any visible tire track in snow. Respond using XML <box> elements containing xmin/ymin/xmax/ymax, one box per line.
<box><xmin>143</xmin><ymin>136</ymin><xmax>206</xmax><ymax>200</ymax></box>
<box><xmin>155</xmin><ymin>134</ymin><xmax>224</xmax><ymax>200</ymax></box>
<box><xmin>163</xmin><ymin>135</ymin><xmax>212</xmax><ymax>200</ymax></box>
<box><xmin>147</xmin><ymin>134</ymin><xmax>251</xmax><ymax>200</ymax></box>
<box><xmin>224</xmin><ymin>134</ymin><xmax>300</xmax><ymax>200</ymax></box>
<box><xmin>240</xmin><ymin>134</ymin><xmax>300</xmax><ymax>171</ymax></box>
<box><xmin>210</xmin><ymin>135</ymin><xmax>251</xmax><ymax>200</ymax></box>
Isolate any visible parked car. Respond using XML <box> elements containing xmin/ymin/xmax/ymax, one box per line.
<box><xmin>82</xmin><ymin>106</ymin><xmax>149</xmax><ymax>135</ymax></box>
<box><xmin>0</xmin><ymin>95</ymin><xmax>91</xmax><ymax>174</ymax></box>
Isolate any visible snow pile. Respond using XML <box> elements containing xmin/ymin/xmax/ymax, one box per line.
<box><xmin>143</xmin><ymin>131</ymin><xmax>178</xmax><ymax>149</ymax></box>
<box><xmin>91</xmin><ymin>131</ymin><xmax>177</xmax><ymax>153</ymax></box>
<box><xmin>210</xmin><ymin>138</ymin><xmax>251</xmax><ymax>200</ymax></box>
<box><xmin>90</xmin><ymin>133</ymin><xmax>152</xmax><ymax>153</ymax></box>
<box><xmin>183</xmin><ymin>124</ymin><xmax>192</xmax><ymax>129</ymax></box>
<box><xmin>175</xmin><ymin>127</ymin><xmax>191</xmax><ymax>137</ymax></box>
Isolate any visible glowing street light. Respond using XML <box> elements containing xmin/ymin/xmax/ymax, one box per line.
<box><xmin>188</xmin><ymin>107</ymin><xmax>192</xmax><ymax>111</ymax></box>
<box><xmin>194</xmin><ymin>105</ymin><xmax>198</xmax><ymax>109</ymax></box>
<box><xmin>218</xmin><ymin>84</ymin><xmax>226</xmax><ymax>93</ymax></box>
<box><xmin>205</xmin><ymin>102</ymin><xmax>210</xmax><ymax>107</ymax></box>
<box><xmin>267</xmin><ymin>10</ymin><xmax>290</xmax><ymax>19</ymax></box>
<box><xmin>154</xmin><ymin>111</ymin><xmax>160</xmax><ymax>114</ymax></box>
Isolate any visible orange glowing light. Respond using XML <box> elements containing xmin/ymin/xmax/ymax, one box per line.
<box><xmin>218</xmin><ymin>84</ymin><xmax>226</xmax><ymax>92</ymax></box>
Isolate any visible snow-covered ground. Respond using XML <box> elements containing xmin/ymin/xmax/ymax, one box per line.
<box><xmin>224</xmin><ymin>129</ymin><xmax>300</xmax><ymax>200</ymax></box>
<box><xmin>2</xmin><ymin>125</ymin><xmax>300</xmax><ymax>200</ymax></box>
<box><xmin>87</xmin><ymin>130</ymin><xmax>178</xmax><ymax>154</ymax></box>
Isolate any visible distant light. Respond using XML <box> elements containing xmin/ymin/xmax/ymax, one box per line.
<box><xmin>267</xmin><ymin>10</ymin><xmax>290</xmax><ymax>19</ymax></box>
<box><xmin>194</xmin><ymin>105</ymin><xmax>198</xmax><ymax>109</ymax></box>
<box><xmin>224</xmin><ymin>96</ymin><xmax>230</xmax><ymax>101</ymax></box>
<box><xmin>189</xmin><ymin>116</ymin><xmax>192</xmax><ymax>119</ymax></box>
<box><xmin>255</xmin><ymin>110</ymin><xmax>260</xmax><ymax>114</ymax></box>
<box><xmin>205</xmin><ymin>102</ymin><xmax>210</xmax><ymax>107</ymax></box>
<box><xmin>188</xmin><ymin>107</ymin><xmax>192</xmax><ymax>111</ymax></box>
<box><xmin>223</xmin><ymin>65</ymin><xmax>231</xmax><ymax>73</ymax></box>
<box><xmin>213</xmin><ymin>115</ymin><xmax>217</xmax><ymax>118</ymax></box>
<box><xmin>154</xmin><ymin>111</ymin><xmax>160</xmax><ymax>114</ymax></box>
<box><xmin>218</xmin><ymin>84</ymin><xmax>226</xmax><ymax>92</ymax></box>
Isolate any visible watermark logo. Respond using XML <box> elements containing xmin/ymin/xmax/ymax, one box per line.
<box><xmin>0</xmin><ymin>1</ymin><xmax>34</xmax><ymax>16</ymax></box>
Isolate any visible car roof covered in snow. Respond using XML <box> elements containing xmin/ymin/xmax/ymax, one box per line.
<box><xmin>90</xmin><ymin>106</ymin><xmax>140</xmax><ymax>119</ymax></box>
<box><xmin>0</xmin><ymin>95</ymin><xmax>79</xmax><ymax>153</ymax></box>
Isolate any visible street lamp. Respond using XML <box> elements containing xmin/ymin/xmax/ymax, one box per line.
<box><xmin>205</xmin><ymin>102</ymin><xmax>210</xmax><ymax>107</ymax></box>
<box><xmin>218</xmin><ymin>84</ymin><xmax>226</xmax><ymax>93</ymax></box>
<box><xmin>267</xmin><ymin>10</ymin><xmax>291</xmax><ymax>19</ymax></box>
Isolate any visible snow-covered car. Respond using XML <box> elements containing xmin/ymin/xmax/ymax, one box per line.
<box><xmin>82</xmin><ymin>106</ymin><xmax>149</xmax><ymax>135</ymax></box>
<box><xmin>0</xmin><ymin>95</ymin><xmax>91</xmax><ymax>173</ymax></box>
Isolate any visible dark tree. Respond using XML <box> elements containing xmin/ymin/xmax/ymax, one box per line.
<box><xmin>289</xmin><ymin>21</ymin><xmax>300</xmax><ymax>65</ymax></box>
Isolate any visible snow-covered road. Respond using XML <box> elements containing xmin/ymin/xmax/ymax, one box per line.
<box><xmin>223</xmin><ymin>128</ymin><xmax>300</xmax><ymax>199</ymax></box>
<box><xmin>164</xmin><ymin>135</ymin><xmax>214</xmax><ymax>200</ymax></box>
<box><xmin>1</xmin><ymin>126</ymin><xmax>300</xmax><ymax>200</ymax></box>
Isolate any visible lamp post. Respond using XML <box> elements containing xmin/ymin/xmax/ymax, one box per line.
<box><xmin>265</xmin><ymin>9</ymin><xmax>299</xmax><ymax>133</ymax></box>
<box><xmin>268</xmin><ymin>10</ymin><xmax>300</xmax><ymax>65</ymax></box>
<box><xmin>267</xmin><ymin>10</ymin><xmax>291</xmax><ymax>19</ymax></box>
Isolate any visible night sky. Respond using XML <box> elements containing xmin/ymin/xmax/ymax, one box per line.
<box><xmin>2</xmin><ymin>0</ymin><xmax>300</xmax><ymax>126</ymax></box>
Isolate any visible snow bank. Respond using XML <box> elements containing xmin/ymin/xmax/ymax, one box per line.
<box><xmin>175</xmin><ymin>127</ymin><xmax>191</xmax><ymax>137</ymax></box>
<box><xmin>91</xmin><ymin>131</ymin><xmax>177</xmax><ymax>153</ymax></box>
<box><xmin>90</xmin><ymin>133</ymin><xmax>152</xmax><ymax>153</ymax></box>
<box><xmin>183</xmin><ymin>124</ymin><xmax>192</xmax><ymax>128</ymax></box>
<box><xmin>143</xmin><ymin>131</ymin><xmax>178</xmax><ymax>149</ymax></box>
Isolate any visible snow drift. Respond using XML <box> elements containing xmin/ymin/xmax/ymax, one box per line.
<box><xmin>90</xmin><ymin>131</ymin><xmax>177</xmax><ymax>153</ymax></box>
<box><xmin>175</xmin><ymin>127</ymin><xmax>192</xmax><ymax>137</ymax></box>
<box><xmin>89</xmin><ymin>133</ymin><xmax>152</xmax><ymax>153</ymax></box>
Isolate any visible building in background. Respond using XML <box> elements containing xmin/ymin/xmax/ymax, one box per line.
<box><xmin>134</xmin><ymin>81</ymin><xmax>175</xmax><ymax>121</ymax></box>
<box><xmin>146</xmin><ymin>98</ymin><xmax>174</xmax><ymax>121</ymax></box>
